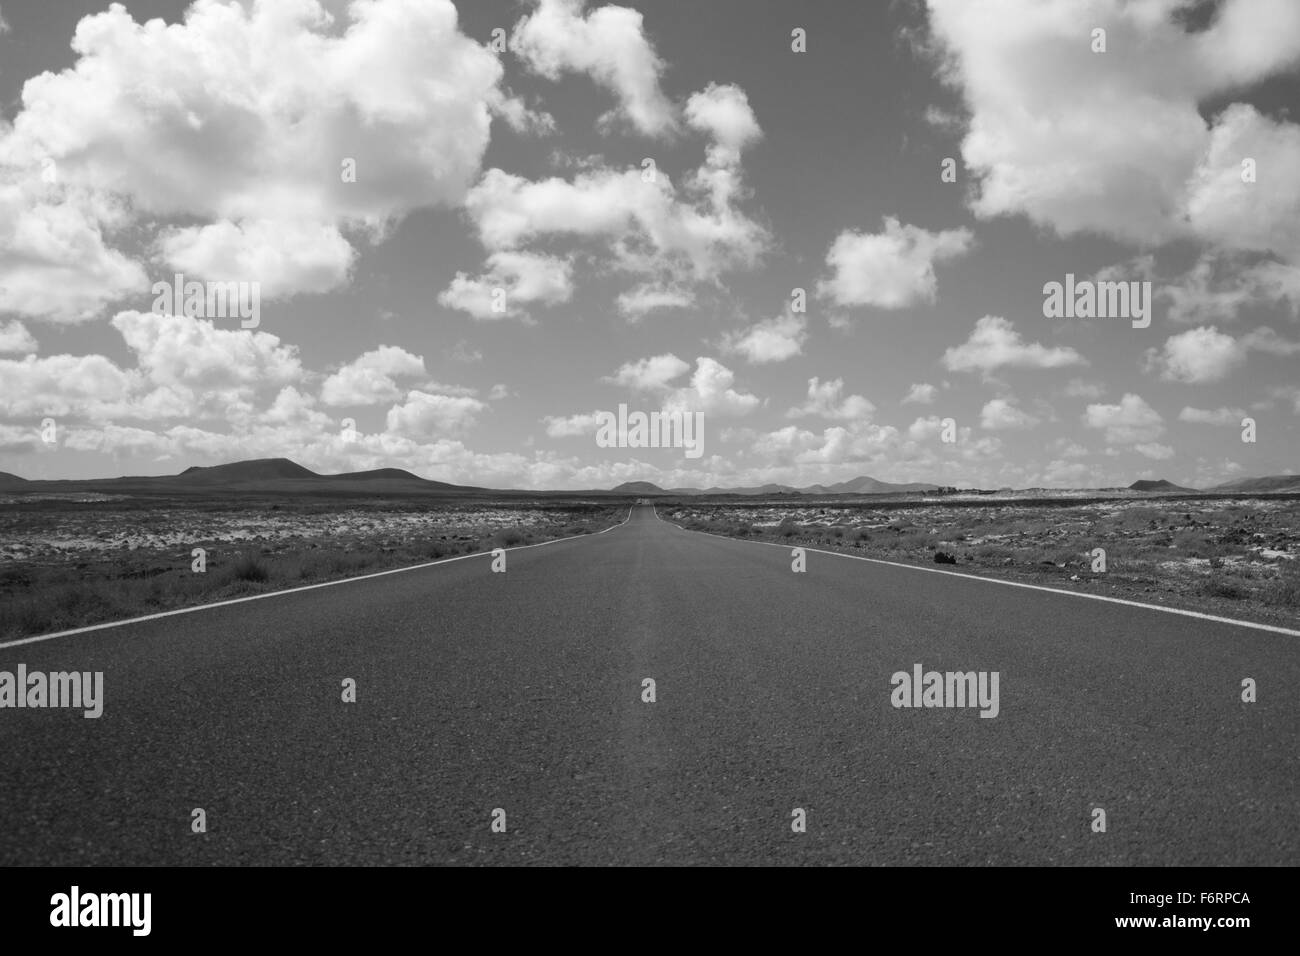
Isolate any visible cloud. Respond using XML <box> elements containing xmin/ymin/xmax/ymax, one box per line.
<box><xmin>616</xmin><ymin>282</ymin><xmax>695</xmax><ymax>319</ymax></box>
<box><xmin>543</xmin><ymin>411</ymin><xmax>605</xmax><ymax>437</ymax></box>
<box><xmin>817</xmin><ymin>216</ymin><xmax>973</xmax><ymax>310</ymax></box>
<box><xmin>901</xmin><ymin>382</ymin><xmax>938</xmax><ymax>405</ymax></box>
<box><xmin>386</xmin><ymin>390</ymin><xmax>486</xmax><ymax>439</ymax></box>
<box><xmin>320</xmin><ymin>346</ymin><xmax>427</xmax><ymax>407</ymax></box>
<box><xmin>510</xmin><ymin>0</ymin><xmax>677</xmax><ymax>137</ymax></box>
<box><xmin>0</xmin><ymin>184</ymin><xmax>149</xmax><ymax>322</ymax></box>
<box><xmin>1179</xmin><ymin>406</ymin><xmax>1248</xmax><ymax>426</ymax></box>
<box><xmin>1144</xmin><ymin>326</ymin><xmax>1244</xmax><ymax>383</ymax></box>
<box><xmin>1135</xmin><ymin>442</ymin><xmax>1175</xmax><ymax>460</ymax></box>
<box><xmin>0</xmin><ymin>0</ymin><xmax>512</xmax><ymax>315</ymax></box>
<box><xmin>439</xmin><ymin>251</ymin><xmax>574</xmax><ymax>321</ymax></box>
<box><xmin>662</xmin><ymin>357</ymin><xmax>760</xmax><ymax>417</ymax></box>
<box><xmin>684</xmin><ymin>83</ymin><xmax>762</xmax><ymax>163</ymax></box>
<box><xmin>924</xmin><ymin>0</ymin><xmax>1300</xmax><ymax>260</ymax></box>
<box><xmin>1083</xmin><ymin>393</ymin><xmax>1165</xmax><ymax>445</ymax></box>
<box><xmin>1184</xmin><ymin>104</ymin><xmax>1300</xmax><ymax>263</ymax></box>
<box><xmin>0</xmin><ymin>320</ymin><xmax>37</xmax><ymax>354</ymax></box>
<box><xmin>1063</xmin><ymin>378</ymin><xmax>1106</xmax><ymax>399</ymax></box>
<box><xmin>721</xmin><ymin>311</ymin><xmax>807</xmax><ymax>364</ymax></box>
<box><xmin>979</xmin><ymin>397</ymin><xmax>1038</xmax><ymax>430</ymax></box>
<box><xmin>602</xmin><ymin>353</ymin><xmax>690</xmax><ymax>390</ymax></box>
<box><xmin>158</xmin><ymin>219</ymin><xmax>357</xmax><ymax>299</ymax></box>
<box><xmin>112</xmin><ymin>310</ymin><xmax>302</xmax><ymax>397</ymax></box>
<box><xmin>787</xmin><ymin>377</ymin><xmax>874</xmax><ymax>420</ymax></box>
<box><xmin>0</xmin><ymin>352</ymin><xmax>133</xmax><ymax>418</ymax></box>
<box><xmin>459</xmin><ymin>80</ymin><xmax>768</xmax><ymax>315</ymax></box>
<box><xmin>943</xmin><ymin>316</ymin><xmax>1086</xmax><ymax>374</ymax></box>
<box><xmin>462</xmin><ymin>143</ymin><xmax>768</xmax><ymax>293</ymax></box>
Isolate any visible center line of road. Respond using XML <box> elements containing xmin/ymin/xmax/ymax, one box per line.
<box><xmin>0</xmin><ymin>506</ymin><xmax>634</xmax><ymax>651</ymax></box>
<box><xmin>656</xmin><ymin>505</ymin><xmax>1300</xmax><ymax>638</ymax></box>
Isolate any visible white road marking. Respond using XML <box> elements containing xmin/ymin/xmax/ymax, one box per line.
<box><xmin>0</xmin><ymin>506</ymin><xmax>634</xmax><ymax>651</ymax></box>
<box><xmin>659</xmin><ymin>505</ymin><xmax>1300</xmax><ymax>638</ymax></box>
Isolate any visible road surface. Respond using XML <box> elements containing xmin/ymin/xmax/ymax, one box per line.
<box><xmin>1</xmin><ymin>504</ymin><xmax>1295</xmax><ymax>865</ymax></box>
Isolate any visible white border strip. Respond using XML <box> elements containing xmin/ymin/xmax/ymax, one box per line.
<box><xmin>0</xmin><ymin>506</ymin><xmax>633</xmax><ymax>651</ymax></box>
<box><xmin>656</xmin><ymin>505</ymin><xmax>1300</xmax><ymax>637</ymax></box>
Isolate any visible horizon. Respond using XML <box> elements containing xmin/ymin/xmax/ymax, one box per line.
<box><xmin>1</xmin><ymin>451</ymin><xmax>1287</xmax><ymax>494</ymax></box>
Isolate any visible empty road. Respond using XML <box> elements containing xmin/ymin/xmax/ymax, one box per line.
<box><xmin>1</xmin><ymin>504</ymin><xmax>1295</xmax><ymax>865</ymax></box>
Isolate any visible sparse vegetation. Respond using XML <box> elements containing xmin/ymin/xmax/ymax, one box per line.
<box><xmin>664</xmin><ymin>497</ymin><xmax>1300</xmax><ymax>629</ymax></box>
<box><xmin>0</xmin><ymin>498</ymin><xmax>623</xmax><ymax>640</ymax></box>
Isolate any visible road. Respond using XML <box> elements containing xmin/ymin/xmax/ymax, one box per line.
<box><xmin>1</xmin><ymin>504</ymin><xmax>1295</xmax><ymax>865</ymax></box>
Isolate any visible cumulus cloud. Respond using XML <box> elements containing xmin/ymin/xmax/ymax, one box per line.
<box><xmin>0</xmin><ymin>319</ymin><xmax>37</xmax><ymax>354</ymax></box>
<box><xmin>924</xmin><ymin>0</ymin><xmax>1300</xmax><ymax>266</ymax></box>
<box><xmin>1143</xmin><ymin>326</ymin><xmax>1244</xmax><ymax>383</ymax></box>
<box><xmin>112</xmin><ymin>310</ymin><xmax>302</xmax><ymax>398</ymax></box>
<box><xmin>386</xmin><ymin>390</ymin><xmax>487</xmax><ymax>439</ymax></box>
<box><xmin>511</xmin><ymin>0</ymin><xmax>678</xmax><ymax>137</ymax></box>
<box><xmin>684</xmin><ymin>83</ymin><xmax>762</xmax><ymax>163</ymax></box>
<box><xmin>1135</xmin><ymin>442</ymin><xmax>1176</xmax><ymax>460</ymax></box>
<box><xmin>979</xmin><ymin>397</ymin><xmax>1038</xmax><ymax>430</ymax></box>
<box><xmin>320</xmin><ymin>346</ymin><xmax>427</xmax><ymax>407</ymax></box>
<box><xmin>943</xmin><ymin>316</ymin><xmax>1086</xmax><ymax>374</ymax></box>
<box><xmin>543</xmin><ymin>411</ymin><xmax>605</xmax><ymax>437</ymax></box>
<box><xmin>158</xmin><ymin>219</ymin><xmax>357</xmax><ymax>299</ymax></box>
<box><xmin>0</xmin><ymin>0</ymin><xmax>514</xmax><ymax>317</ymax></box>
<box><xmin>786</xmin><ymin>377</ymin><xmax>874</xmax><ymax>421</ymax></box>
<box><xmin>901</xmin><ymin>382</ymin><xmax>938</xmax><ymax>405</ymax></box>
<box><xmin>601</xmin><ymin>353</ymin><xmax>690</xmax><ymax>391</ymax></box>
<box><xmin>1179</xmin><ymin>406</ymin><xmax>1248</xmax><ymax>426</ymax></box>
<box><xmin>720</xmin><ymin>311</ymin><xmax>807</xmax><ymax>364</ymax></box>
<box><xmin>1083</xmin><ymin>393</ymin><xmax>1165</xmax><ymax>446</ymax></box>
<box><xmin>1063</xmin><ymin>378</ymin><xmax>1106</xmax><ymax>399</ymax></box>
<box><xmin>616</xmin><ymin>282</ymin><xmax>695</xmax><ymax>319</ymax></box>
<box><xmin>0</xmin><ymin>352</ymin><xmax>133</xmax><ymax>418</ymax></box>
<box><xmin>816</xmin><ymin>216</ymin><xmax>973</xmax><ymax>310</ymax></box>
<box><xmin>439</xmin><ymin>251</ymin><xmax>575</xmax><ymax>321</ymax></box>
<box><xmin>661</xmin><ymin>357</ymin><xmax>760</xmax><ymax>418</ymax></box>
<box><xmin>456</xmin><ymin>76</ymin><xmax>768</xmax><ymax>318</ymax></box>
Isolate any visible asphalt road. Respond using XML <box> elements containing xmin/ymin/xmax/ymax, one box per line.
<box><xmin>1</xmin><ymin>504</ymin><xmax>1295</xmax><ymax>865</ymax></box>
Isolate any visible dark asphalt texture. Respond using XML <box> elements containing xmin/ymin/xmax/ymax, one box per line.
<box><xmin>1</xmin><ymin>504</ymin><xmax>1295</xmax><ymax>865</ymax></box>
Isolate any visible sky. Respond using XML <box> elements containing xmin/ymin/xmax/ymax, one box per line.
<box><xmin>0</xmin><ymin>0</ymin><xmax>1297</xmax><ymax>490</ymax></box>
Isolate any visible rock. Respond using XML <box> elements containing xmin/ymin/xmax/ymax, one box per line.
<box><xmin>934</xmin><ymin>551</ymin><xmax>958</xmax><ymax>565</ymax></box>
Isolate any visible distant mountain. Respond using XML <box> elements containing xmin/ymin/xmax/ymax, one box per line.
<box><xmin>0</xmin><ymin>458</ymin><xmax>481</xmax><ymax>495</ymax></box>
<box><xmin>338</xmin><ymin>468</ymin><xmax>425</xmax><ymax>481</ymax></box>
<box><xmin>178</xmin><ymin>457</ymin><xmax>318</xmax><ymax>483</ymax></box>
<box><xmin>613</xmin><ymin>475</ymin><xmax>941</xmax><ymax>496</ymax></box>
<box><xmin>1128</xmin><ymin>479</ymin><xmax>1198</xmax><ymax>493</ymax></box>
<box><xmin>611</xmin><ymin>480</ymin><xmax>666</xmax><ymax>494</ymax></box>
<box><xmin>819</xmin><ymin>475</ymin><xmax>940</xmax><ymax>494</ymax></box>
<box><xmin>1210</xmin><ymin>474</ymin><xmax>1300</xmax><ymax>493</ymax></box>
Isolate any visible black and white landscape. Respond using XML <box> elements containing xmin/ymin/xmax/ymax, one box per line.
<box><xmin>0</xmin><ymin>0</ymin><xmax>1297</xmax><ymax>873</ymax></box>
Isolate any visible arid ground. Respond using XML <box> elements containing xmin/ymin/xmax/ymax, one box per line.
<box><xmin>0</xmin><ymin>495</ymin><xmax>624</xmax><ymax>640</ymax></box>
<box><xmin>662</xmin><ymin>494</ymin><xmax>1300</xmax><ymax>630</ymax></box>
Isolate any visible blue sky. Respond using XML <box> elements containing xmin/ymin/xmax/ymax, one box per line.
<box><xmin>0</xmin><ymin>0</ymin><xmax>1297</xmax><ymax>489</ymax></box>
